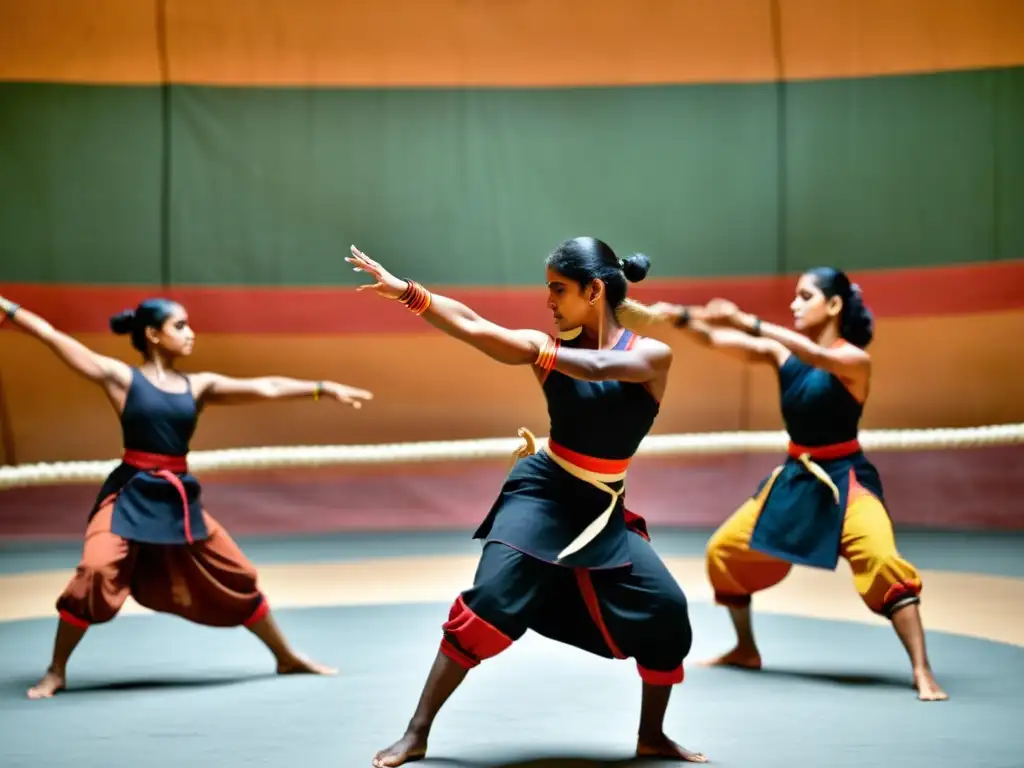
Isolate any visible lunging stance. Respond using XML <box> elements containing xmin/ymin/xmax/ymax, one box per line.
<box><xmin>0</xmin><ymin>295</ymin><xmax>372</xmax><ymax>699</ymax></box>
<box><xmin>347</xmin><ymin>239</ymin><xmax>708</xmax><ymax>765</ymax></box>
<box><xmin>655</xmin><ymin>268</ymin><xmax>947</xmax><ymax>701</ymax></box>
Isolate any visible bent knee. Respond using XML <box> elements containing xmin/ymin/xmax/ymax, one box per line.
<box><xmin>704</xmin><ymin>535</ymin><xmax>739</xmax><ymax>583</ymax></box>
<box><xmin>236</xmin><ymin>563</ymin><xmax>259</xmax><ymax>592</ymax></box>
<box><xmin>704</xmin><ymin>525</ymin><xmax>739</xmax><ymax>563</ymax></box>
<box><xmin>857</xmin><ymin>554</ymin><xmax>922</xmax><ymax>616</ymax></box>
<box><xmin>656</xmin><ymin>587</ymin><xmax>691</xmax><ymax>629</ymax></box>
<box><xmin>439</xmin><ymin>595</ymin><xmax>515</xmax><ymax>670</ymax></box>
<box><xmin>57</xmin><ymin>568</ymin><xmax>127</xmax><ymax>625</ymax></box>
<box><xmin>646</xmin><ymin>591</ymin><xmax>694</xmax><ymax>661</ymax></box>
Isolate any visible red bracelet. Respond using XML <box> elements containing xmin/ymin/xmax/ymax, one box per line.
<box><xmin>399</xmin><ymin>280</ymin><xmax>432</xmax><ymax>316</ymax></box>
<box><xmin>535</xmin><ymin>336</ymin><xmax>560</xmax><ymax>371</ymax></box>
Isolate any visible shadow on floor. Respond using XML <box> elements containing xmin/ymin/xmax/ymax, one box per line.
<box><xmin>3</xmin><ymin>671</ymin><xmax>277</xmax><ymax>698</ymax></box>
<box><xmin>706</xmin><ymin>664</ymin><xmax>913</xmax><ymax>690</ymax></box>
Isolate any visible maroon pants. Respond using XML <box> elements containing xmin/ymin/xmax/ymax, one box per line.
<box><xmin>56</xmin><ymin>502</ymin><xmax>268</xmax><ymax>629</ymax></box>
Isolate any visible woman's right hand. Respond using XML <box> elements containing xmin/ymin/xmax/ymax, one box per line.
<box><xmin>702</xmin><ymin>298</ymin><xmax>742</xmax><ymax>326</ymax></box>
<box><xmin>345</xmin><ymin>246</ymin><xmax>409</xmax><ymax>300</ymax></box>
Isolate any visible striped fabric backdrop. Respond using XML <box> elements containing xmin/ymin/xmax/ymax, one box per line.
<box><xmin>1</xmin><ymin>0</ymin><xmax>1023</xmax><ymax>464</ymax></box>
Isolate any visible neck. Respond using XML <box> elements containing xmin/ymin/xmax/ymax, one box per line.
<box><xmin>144</xmin><ymin>352</ymin><xmax>177</xmax><ymax>377</ymax></box>
<box><xmin>579</xmin><ymin>307</ymin><xmax>622</xmax><ymax>350</ymax></box>
<box><xmin>812</xmin><ymin>324</ymin><xmax>841</xmax><ymax>348</ymax></box>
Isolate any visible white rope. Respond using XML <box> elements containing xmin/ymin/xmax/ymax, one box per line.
<box><xmin>1</xmin><ymin>423</ymin><xmax>1022</xmax><ymax>491</ymax></box>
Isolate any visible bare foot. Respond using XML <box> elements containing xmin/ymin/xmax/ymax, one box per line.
<box><xmin>27</xmin><ymin>668</ymin><xmax>66</xmax><ymax>699</ymax></box>
<box><xmin>699</xmin><ymin>646</ymin><xmax>762</xmax><ymax>670</ymax></box>
<box><xmin>637</xmin><ymin>732</ymin><xmax>708</xmax><ymax>763</ymax></box>
<box><xmin>276</xmin><ymin>654</ymin><xmax>337</xmax><ymax>676</ymax></box>
<box><xmin>913</xmin><ymin>668</ymin><xmax>948</xmax><ymax>701</ymax></box>
<box><xmin>372</xmin><ymin>731</ymin><xmax>428</xmax><ymax>768</ymax></box>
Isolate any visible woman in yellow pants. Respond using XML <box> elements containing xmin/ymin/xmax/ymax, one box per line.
<box><xmin>656</xmin><ymin>267</ymin><xmax>947</xmax><ymax>701</ymax></box>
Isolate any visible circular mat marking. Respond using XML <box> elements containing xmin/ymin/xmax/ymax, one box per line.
<box><xmin>2</xmin><ymin>555</ymin><xmax>1023</xmax><ymax>646</ymax></box>
<box><xmin>0</xmin><ymin>602</ymin><xmax>1020</xmax><ymax>768</ymax></box>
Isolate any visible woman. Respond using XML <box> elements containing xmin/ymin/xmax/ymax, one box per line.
<box><xmin>654</xmin><ymin>267</ymin><xmax>947</xmax><ymax>701</ymax></box>
<box><xmin>346</xmin><ymin>240</ymin><xmax>708</xmax><ymax>766</ymax></box>
<box><xmin>0</xmin><ymin>294</ymin><xmax>372</xmax><ymax>699</ymax></box>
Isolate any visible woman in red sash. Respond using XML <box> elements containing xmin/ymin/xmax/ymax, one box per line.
<box><xmin>1</xmin><ymin>294</ymin><xmax>372</xmax><ymax>699</ymax></box>
<box><xmin>657</xmin><ymin>268</ymin><xmax>947</xmax><ymax>701</ymax></box>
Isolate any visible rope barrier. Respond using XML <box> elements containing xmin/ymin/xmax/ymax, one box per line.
<box><xmin>2</xmin><ymin>422</ymin><xmax>1022</xmax><ymax>490</ymax></box>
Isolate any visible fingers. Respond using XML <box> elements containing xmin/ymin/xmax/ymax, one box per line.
<box><xmin>333</xmin><ymin>387</ymin><xmax>374</xmax><ymax>409</ymax></box>
<box><xmin>345</xmin><ymin>256</ymin><xmax>377</xmax><ymax>275</ymax></box>
<box><xmin>349</xmin><ymin>244</ymin><xmax>380</xmax><ymax>270</ymax></box>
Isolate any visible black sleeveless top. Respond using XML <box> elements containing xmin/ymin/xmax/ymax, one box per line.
<box><xmin>91</xmin><ymin>369</ymin><xmax>206</xmax><ymax>544</ymax></box>
<box><xmin>121</xmin><ymin>368</ymin><xmax>198</xmax><ymax>454</ymax></box>
<box><xmin>778</xmin><ymin>352</ymin><xmax>863</xmax><ymax>447</ymax></box>
<box><xmin>746</xmin><ymin>350</ymin><xmax>884</xmax><ymax>571</ymax></box>
<box><xmin>544</xmin><ymin>328</ymin><xmax>660</xmax><ymax>458</ymax></box>
<box><xmin>473</xmin><ymin>328</ymin><xmax>660</xmax><ymax>568</ymax></box>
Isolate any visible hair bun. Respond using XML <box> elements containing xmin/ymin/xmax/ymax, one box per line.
<box><xmin>621</xmin><ymin>252</ymin><xmax>651</xmax><ymax>283</ymax></box>
<box><xmin>109</xmin><ymin>309</ymin><xmax>136</xmax><ymax>335</ymax></box>
<box><xmin>841</xmin><ymin>288</ymin><xmax>875</xmax><ymax>349</ymax></box>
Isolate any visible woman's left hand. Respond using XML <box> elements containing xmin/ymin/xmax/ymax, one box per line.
<box><xmin>322</xmin><ymin>381</ymin><xmax>374</xmax><ymax>409</ymax></box>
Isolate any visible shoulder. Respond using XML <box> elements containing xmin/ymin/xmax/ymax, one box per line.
<box><xmin>825</xmin><ymin>340</ymin><xmax>872</xmax><ymax>379</ymax></box>
<box><xmin>186</xmin><ymin>371</ymin><xmax>220</xmax><ymax>398</ymax></box>
<box><xmin>633</xmin><ymin>334</ymin><xmax>670</xmax><ymax>353</ymax></box>
<box><xmin>633</xmin><ymin>335</ymin><xmax>673</xmax><ymax>366</ymax></box>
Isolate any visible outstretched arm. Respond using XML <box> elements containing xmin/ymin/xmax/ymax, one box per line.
<box><xmin>0</xmin><ymin>296</ymin><xmax>132</xmax><ymax>388</ymax></box>
<box><xmin>650</xmin><ymin>303</ymin><xmax>788</xmax><ymax>367</ymax></box>
<box><xmin>546</xmin><ymin>336</ymin><xmax>673</xmax><ymax>383</ymax></box>
<box><xmin>346</xmin><ymin>246</ymin><xmax>547</xmax><ymax>366</ymax></box>
<box><xmin>191</xmin><ymin>373</ymin><xmax>373</xmax><ymax>408</ymax></box>
<box><xmin>702</xmin><ymin>299</ymin><xmax>869</xmax><ymax>381</ymax></box>
<box><xmin>347</xmin><ymin>247</ymin><xmax>671</xmax><ymax>384</ymax></box>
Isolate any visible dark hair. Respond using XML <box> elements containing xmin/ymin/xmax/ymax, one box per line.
<box><xmin>805</xmin><ymin>267</ymin><xmax>874</xmax><ymax>348</ymax></box>
<box><xmin>109</xmin><ymin>298</ymin><xmax>179</xmax><ymax>353</ymax></box>
<box><xmin>545</xmin><ymin>237</ymin><xmax>651</xmax><ymax>309</ymax></box>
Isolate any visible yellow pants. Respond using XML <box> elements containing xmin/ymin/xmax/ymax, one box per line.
<box><xmin>706</xmin><ymin>486</ymin><xmax>923</xmax><ymax>617</ymax></box>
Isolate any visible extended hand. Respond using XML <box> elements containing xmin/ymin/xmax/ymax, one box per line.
<box><xmin>345</xmin><ymin>246</ymin><xmax>408</xmax><ymax>300</ymax></box>
<box><xmin>323</xmin><ymin>382</ymin><xmax>374</xmax><ymax>409</ymax></box>
<box><xmin>703</xmin><ymin>298</ymin><xmax>741</xmax><ymax>326</ymax></box>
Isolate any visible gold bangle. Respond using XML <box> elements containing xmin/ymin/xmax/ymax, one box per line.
<box><xmin>313</xmin><ymin>381</ymin><xmax>323</xmax><ymax>400</ymax></box>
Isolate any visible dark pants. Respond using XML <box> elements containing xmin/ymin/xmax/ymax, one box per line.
<box><xmin>56</xmin><ymin>502</ymin><xmax>267</xmax><ymax>629</ymax></box>
<box><xmin>440</xmin><ymin>532</ymin><xmax>692</xmax><ymax>685</ymax></box>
